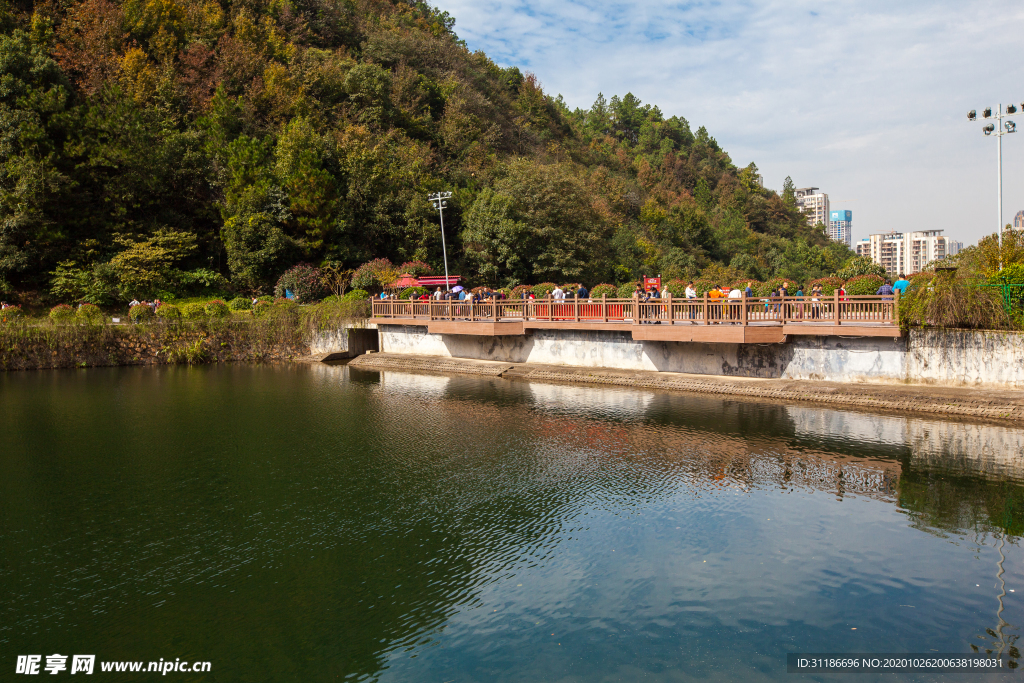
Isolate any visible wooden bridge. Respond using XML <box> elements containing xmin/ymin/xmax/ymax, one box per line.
<box><xmin>371</xmin><ymin>293</ymin><xmax>901</xmax><ymax>343</ymax></box>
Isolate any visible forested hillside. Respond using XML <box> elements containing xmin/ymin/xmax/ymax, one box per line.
<box><xmin>0</xmin><ymin>0</ymin><xmax>857</xmax><ymax>303</ymax></box>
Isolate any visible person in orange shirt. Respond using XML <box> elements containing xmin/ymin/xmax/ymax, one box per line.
<box><xmin>707</xmin><ymin>284</ymin><xmax>723</xmax><ymax>323</ymax></box>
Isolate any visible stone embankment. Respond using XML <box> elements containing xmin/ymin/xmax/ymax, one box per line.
<box><xmin>349</xmin><ymin>352</ymin><xmax>1024</xmax><ymax>424</ymax></box>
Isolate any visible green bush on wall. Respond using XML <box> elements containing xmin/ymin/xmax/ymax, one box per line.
<box><xmin>49</xmin><ymin>304</ymin><xmax>75</xmax><ymax>324</ymax></box>
<box><xmin>76</xmin><ymin>303</ymin><xmax>105</xmax><ymax>324</ymax></box>
<box><xmin>129</xmin><ymin>304</ymin><xmax>154</xmax><ymax>322</ymax></box>
<box><xmin>205</xmin><ymin>300</ymin><xmax>230</xmax><ymax>318</ymax></box>
<box><xmin>616</xmin><ymin>282</ymin><xmax>637</xmax><ymax>298</ymax></box>
<box><xmin>806</xmin><ymin>277</ymin><xmax>844</xmax><ymax>296</ymax></box>
<box><xmin>228</xmin><ymin>297</ymin><xmax>252</xmax><ymax>311</ymax></box>
<box><xmin>590</xmin><ymin>284</ymin><xmax>617</xmax><ymax>298</ymax></box>
<box><xmin>400</xmin><ymin>286</ymin><xmax>428</xmax><ymax>299</ymax></box>
<box><xmin>180</xmin><ymin>302</ymin><xmax>206</xmax><ymax>320</ymax></box>
<box><xmin>343</xmin><ymin>289</ymin><xmax>369</xmax><ymax>302</ymax></box>
<box><xmin>0</xmin><ymin>305</ymin><xmax>23</xmax><ymax>323</ymax></box>
<box><xmin>532</xmin><ymin>282</ymin><xmax>558</xmax><ymax>298</ymax></box>
<box><xmin>843</xmin><ymin>274</ymin><xmax>884</xmax><ymax>296</ymax></box>
<box><xmin>156</xmin><ymin>303</ymin><xmax>181</xmax><ymax>320</ymax></box>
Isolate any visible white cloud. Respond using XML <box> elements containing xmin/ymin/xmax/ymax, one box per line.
<box><xmin>441</xmin><ymin>0</ymin><xmax>1024</xmax><ymax>245</ymax></box>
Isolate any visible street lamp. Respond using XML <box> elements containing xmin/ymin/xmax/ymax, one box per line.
<box><xmin>968</xmin><ymin>102</ymin><xmax>1022</xmax><ymax>270</ymax></box>
<box><xmin>427</xmin><ymin>191</ymin><xmax>453</xmax><ymax>291</ymax></box>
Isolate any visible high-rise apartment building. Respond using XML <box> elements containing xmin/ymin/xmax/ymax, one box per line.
<box><xmin>828</xmin><ymin>210</ymin><xmax>852</xmax><ymax>247</ymax></box>
<box><xmin>1014</xmin><ymin>210</ymin><xmax>1024</xmax><ymax>231</ymax></box>
<box><xmin>794</xmin><ymin>187</ymin><xmax>829</xmax><ymax>229</ymax></box>
<box><xmin>947</xmin><ymin>240</ymin><xmax>963</xmax><ymax>257</ymax></box>
<box><xmin>855</xmin><ymin>230</ymin><xmax>950</xmax><ymax>276</ymax></box>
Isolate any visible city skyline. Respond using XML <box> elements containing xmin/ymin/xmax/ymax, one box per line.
<box><xmin>441</xmin><ymin>0</ymin><xmax>1024</xmax><ymax>248</ymax></box>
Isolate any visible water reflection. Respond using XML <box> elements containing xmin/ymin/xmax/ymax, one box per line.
<box><xmin>0</xmin><ymin>364</ymin><xmax>1022</xmax><ymax>681</ymax></box>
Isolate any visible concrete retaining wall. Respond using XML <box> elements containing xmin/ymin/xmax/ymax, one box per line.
<box><xmin>376</xmin><ymin>325</ymin><xmax>1024</xmax><ymax>389</ymax></box>
<box><xmin>309</xmin><ymin>325</ymin><xmax>379</xmax><ymax>360</ymax></box>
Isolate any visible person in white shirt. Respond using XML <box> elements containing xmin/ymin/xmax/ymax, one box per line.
<box><xmin>684</xmin><ymin>281</ymin><xmax>697</xmax><ymax>322</ymax></box>
<box><xmin>727</xmin><ymin>286</ymin><xmax>743</xmax><ymax>323</ymax></box>
<box><xmin>552</xmin><ymin>286</ymin><xmax>564</xmax><ymax>300</ymax></box>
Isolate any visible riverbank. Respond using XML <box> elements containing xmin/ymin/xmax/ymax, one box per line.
<box><xmin>348</xmin><ymin>352</ymin><xmax>1024</xmax><ymax>424</ymax></box>
<box><xmin>0</xmin><ymin>320</ymin><xmax>308</xmax><ymax>370</ymax></box>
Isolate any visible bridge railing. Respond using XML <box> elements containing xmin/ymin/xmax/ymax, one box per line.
<box><xmin>371</xmin><ymin>292</ymin><xmax>899</xmax><ymax>327</ymax></box>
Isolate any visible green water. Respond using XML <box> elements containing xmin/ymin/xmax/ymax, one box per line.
<box><xmin>1</xmin><ymin>364</ymin><xmax>1022</xmax><ymax>681</ymax></box>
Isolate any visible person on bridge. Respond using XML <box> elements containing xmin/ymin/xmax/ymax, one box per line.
<box><xmin>893</xmin><ymin>274</ymin><xmax>909</xmax><ymax>295</ymax></box>
<box><xmin>685</xmin><ymin>281</ymin><xmax>697</xmax><ymax>322</ymax></box>
<box><xmin>876</xmin><ymin>280</ymin><xmax>894</xmax><ymax>299</ymax></box>
<box><xmin>708</xmin><ymin>285</ymin><xmax>723</xmax><ymax>323</ymax></box>
<box><xmin>552</xmin><ymin>285</ymin><xmax>565</xmax><ymax>300</ymax></box>
<box><xmin>727</xmin><ymin>285</ymin><xmax>742</xmax><ymax>323</ymax></box>
<box><xmin>577</xmin><ymin>284</ymin><xmax>588</xmax><ymax>300</ymax></box>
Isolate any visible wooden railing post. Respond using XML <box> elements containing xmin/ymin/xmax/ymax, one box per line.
<box><xmin>492</xmin><ymin>296</ymin><xmax>497</xmax><ymax>320</ymax></box>
<box><xmin>741</xmin><ymin>292</ymin><xmax>748</xmax><ymax>325</ymax></box>
<box><xmin>602</xmin><ymin>293</ymin><xmax>608</xmax><ymax>322</ymax></box>
<box><xmin>547</xmin><ymin>294</ymin><xmax>553</xmax><ymax>321</ymax></box>
<box><xmin>470</xmin><ymin>296</ymin><xmax>475</xmax><ymax>321</ymax></box>
<box><xmin>633</xmin><ymin>292</ymin><xmax>639</xmax><ymax>323</ymax></box>
<box><xmin>893</xmin><ymin>290</ymin><xmax>900</xmax><ymax>325</ymax></box>
<box><xmin>834</xmin><ymin>290</ymin><xmax>840</xmax><ymax>325</ymax></box>
<box><xmin>574</xmin><ymin>292</ymin><xmax>580</xmax><ymax>322</ymax></box>
<box><xmin>703</xmin><ymin>292</ymin><xmax>708</xmax><ymax>325</ymax></box>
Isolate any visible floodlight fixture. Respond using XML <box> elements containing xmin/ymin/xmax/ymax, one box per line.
<box><xmin>968</xmin><ymin>102</ymin><xmax>1022</xmax><ymax>271</ymax></box>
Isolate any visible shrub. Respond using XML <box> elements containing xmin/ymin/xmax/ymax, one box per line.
<box><xmin>837</xmin><ymin>255</ymin><xmax>886</xmax><ymax>280</ymax></box>
<box><xmin>590</xmin><ymin>283</ymin><xmax>617</xmax><ymax>298</ymax></box>
<box><xmin>617</xmin><ymin>282</ymin><xmax>637</xmax><ymax>298</ymax></box>
<box><xmin>806</xmin><ymin>276</ymin><xmax>845</xmax><ymax>296</ymax></box>
<box><xmin>205</xmin><ymin>299</ymin><xmax>230</xmax><ymax>318</ymax></box>
<box><xmin>729</xmin><ymin>280</ymin><xmax>761</xmax><ymax>295</ymax></box>
<box><xmin>129</xmin><ymin>303</ymin><xmax>154</xmax><ymax>322</ymax></box>
<box><xmin>253</xmin><ymin>300</ymin><xmax>273</xmax><ymax>317</ymax></box>
<box><xmin>532</xmin><ymin>282</ymin><xmax>558</xmax><ymax>298</ymax></box>
<box><xmin>228</xmin><ymin>297</ymin><xmax>252</xmax><ymax>311</ymax></box>
<box><xmin>844</xmin><ymin>274</ymin><xmax>884</xmax><ymax>296</ymax></box>
<box><xmin>180</xmin><ymin>302</ymin><xmax>206</xmax><ymax>320</ymax></box>
<box><xmin>755</xmin><ymin>278</ymin><xmax>786</xmax><ymax>297</ymax></box>
<box><xmin>0</xmin><ymin>304</ymin><xmax>23</xmax><ymax>323</ymax></box>
<box><xmin>400</xmin><ymin>286</ymin><xmax>429</xmax><ymax>299</ymax></box>
<box><xmin>156</xmin><ymin>303</ymin><xmax>181</xmax><ymax>320</ymax></box>
<box><xmin>274</xmin><ymin>263</ymin><xmax>325</xmax><ymax>303</ymax></box>
<box><xmin>343</xmin><ymin>288</ymin><xmax>369</xmax><ymax>302</ymax></box>
<box><xmin>511</xmin><ymin>284</ymin><xmax>533</xmax><ymax>299</ymax></box>
<box><xmin>900</xmin><ymin>272</ymin><xmax>1010</xmax><ymax>330</ymax></box>
<box><xmin>274</xmin><ymin>298</ymin><xmax>299</xmax><ymax>313</ymax></box>
<box><xmin>398</xmin><ymin>260</ymin><xmax>433</xmax><ymax>277</ymax></box>
<box><xmin>76</xmin><ymin>303</ymin><xmax>105</xmax><ymax>325</ymax></box>
<box><xmin>351</xmin><ymin>258</ymin><xmax>397</xmax><ymax>290</ymax></box>
<box><xmin>49</xmin><ymin>303</ymin><xmax>76</xmax><ymax>324</ymax></box>
<box><xmin>692</xmin><ymin>279</ymin><xmax>716</xmax><ymax>296</ymax></box>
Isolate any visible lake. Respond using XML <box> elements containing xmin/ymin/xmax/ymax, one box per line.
<box><xmin>1</xmin><ymin>364</ymin><xmax>1022</xmax><ymax>681</ymax></box>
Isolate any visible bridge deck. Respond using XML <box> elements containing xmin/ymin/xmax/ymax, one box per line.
<box><xmin>371</xmin><ymin>295</ymin><xmax>901</xmax><ymax>343</ymax></box>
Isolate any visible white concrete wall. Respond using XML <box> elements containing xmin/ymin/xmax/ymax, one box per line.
<box><xmin>377</xmin><ymin>325</ymin><xmax>1024</xmax><ymax>388</ymax></box>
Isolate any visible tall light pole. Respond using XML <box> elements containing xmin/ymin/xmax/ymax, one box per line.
<box><xmin>968</xmin><ymin>103</ymin><xmax>1019</xmax><ymax>270</ymax></box>
<box><xmin>427</xmin><ymin>191</ymin><xmax>453</xmax><ymax>291</ymax></box>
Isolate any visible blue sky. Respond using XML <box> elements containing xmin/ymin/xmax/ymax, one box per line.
<box><xmin>441</xmin><ymin>0</ymin><xmax>1024</xmax><ymax>246</ymax></box>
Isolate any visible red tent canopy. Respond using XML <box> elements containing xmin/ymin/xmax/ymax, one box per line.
<box><xmin>417</xmin><ymin>276</ymin><xmax>461</xmax><ymax>286</ymax></box>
